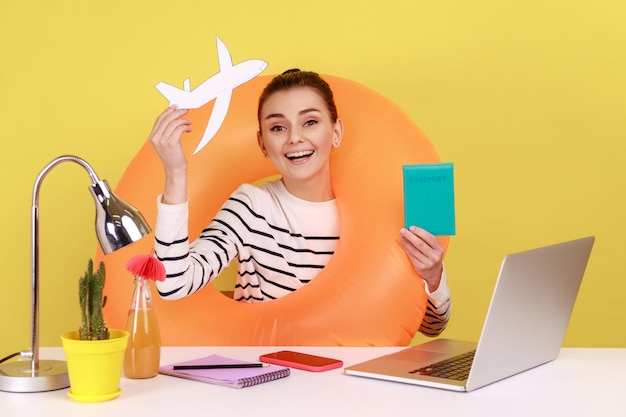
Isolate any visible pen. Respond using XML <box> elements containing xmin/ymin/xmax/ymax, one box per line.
<box><xmin>173</xmin><ymin>363</ymin><xmax>269</xmax><ymax>370</ymax></box>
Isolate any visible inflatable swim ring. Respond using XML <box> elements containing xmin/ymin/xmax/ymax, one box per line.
<box><xmin>100</xmin><ymin>74</ymin><xmax>449</xmax><ymax>346</ymax></box>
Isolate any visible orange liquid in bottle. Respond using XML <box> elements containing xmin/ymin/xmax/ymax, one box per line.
<box><xmin>124</xmin><ymin>308</ymin><xmax>161</xmax><ymax>379</ymax></box>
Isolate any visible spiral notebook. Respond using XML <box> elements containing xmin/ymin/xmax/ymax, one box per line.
<box><xmin>159</xmin><ymin>354</ymin><xmax>290</xmax><ymax>388</ymax></box>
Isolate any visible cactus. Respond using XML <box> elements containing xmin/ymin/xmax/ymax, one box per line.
<box><xmin>78</xmin><ymin>259</ymin><xmax>110</xmax><ymax>340</ymax></box>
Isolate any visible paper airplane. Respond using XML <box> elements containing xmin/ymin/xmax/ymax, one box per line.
<box><xmin>155</xmin><ymin>37</ymin><xmax>268</xmax><ymax>155</ymax></box>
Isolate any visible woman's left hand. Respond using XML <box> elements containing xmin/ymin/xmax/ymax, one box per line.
<box><xmin>400</xmin><ymin>226</ymin><xmax>444</xmax><ymax>292</ymax></box>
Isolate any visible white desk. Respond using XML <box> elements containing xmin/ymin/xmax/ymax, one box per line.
<box><xmin>1</xmin><ymin>347</ymin><xmax>623</xmax><ymax>417</ymax></box>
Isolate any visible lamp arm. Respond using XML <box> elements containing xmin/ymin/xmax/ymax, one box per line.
<box><xmin>32</xmin><ymin>155</ymin><xmax>101</xmax><ymax>205</ymax></box>
<box><xmin>29</xmin><ymin>155</ymin><xmax>102</xmax><ymax>373</ymax></box>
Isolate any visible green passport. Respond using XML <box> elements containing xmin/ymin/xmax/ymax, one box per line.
<box><xmin>403</xmin><ymin>163</ymin><xmax>456</xmax><ymax>236</ymax></box>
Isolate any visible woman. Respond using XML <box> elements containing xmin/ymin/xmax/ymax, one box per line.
<box><xmin>150</xmin><ymin>69</ymin><xmax>451</xmax><ymax>337</ymax></box>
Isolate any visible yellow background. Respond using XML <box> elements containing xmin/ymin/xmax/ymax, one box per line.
<box><xmin>1</xmin><ymin>1</ymin><xmax>624</xmax><ymax>355</ymax></box>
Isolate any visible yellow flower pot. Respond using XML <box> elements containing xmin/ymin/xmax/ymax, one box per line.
<box><xmin>61</xmin><ymin>329</ymin><xmax>129</xmax><ymax>402</ymax></box>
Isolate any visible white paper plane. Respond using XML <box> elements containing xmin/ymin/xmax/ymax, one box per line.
<box><xmin>155</xmin><ymin>37</ymin><xmax>268</xmax><ymax>155</ymax></box>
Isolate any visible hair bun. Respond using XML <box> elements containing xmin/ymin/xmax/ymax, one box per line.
<box><xmin>281</xmin><ymin>68</ymin><xmax>301</xmax><ymax>75</ymax></box>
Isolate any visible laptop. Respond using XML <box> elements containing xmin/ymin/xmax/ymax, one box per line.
<box><xmin>345</xmin><ymin>236</ymin><xmax>595</xmax><ymax>392</ymax></box>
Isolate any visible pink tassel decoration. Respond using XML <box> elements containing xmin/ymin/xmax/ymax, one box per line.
<box><xmin>125</xmin><ymin>249</ymin><xmax>166</xmax><ymax>282</ymax></box>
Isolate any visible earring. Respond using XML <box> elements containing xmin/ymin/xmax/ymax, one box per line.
<box><xmin>333</xmin><ymin>139</ymin><xmax>340</xmax><ymax>148</ymax></box>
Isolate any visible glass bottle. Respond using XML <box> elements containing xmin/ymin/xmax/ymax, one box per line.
<box><xmin>124</xmin><ymin>276</ymin><xmax>161</xmax><ymax>379</ymax></box>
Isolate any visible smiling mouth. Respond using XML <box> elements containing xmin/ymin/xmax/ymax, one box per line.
<box><xmin>286</xmin><ymin>150</ymin><xmax>314</xmax><ymax>160</ymax></box>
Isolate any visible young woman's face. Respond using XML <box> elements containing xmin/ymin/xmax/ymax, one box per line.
<box><xmin>257</xmin><ymin>87</ymin><xmax>343</xmax><ymax>200</ymax></box>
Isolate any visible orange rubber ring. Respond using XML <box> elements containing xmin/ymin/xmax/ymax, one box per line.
<box><xmin>100</xmin><ymin>74</ymin><xmax>448</xmax><ymax>346</ymax></box>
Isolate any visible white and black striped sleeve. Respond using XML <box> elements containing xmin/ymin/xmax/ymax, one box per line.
<box><xmin>418</xmin><ymin>268</ymin><xmax>452</xmax><ymax>337</ymax></box>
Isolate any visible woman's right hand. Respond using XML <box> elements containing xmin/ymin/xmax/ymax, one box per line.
<box><xmin>148</xmin><ymin>106</ymin><xmax>192</xmax><ymax>204</ymax></box>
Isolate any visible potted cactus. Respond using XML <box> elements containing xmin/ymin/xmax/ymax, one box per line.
<box><xmin>78</xmin><ymin>259</ymin><xmax>110</xmax><ymax>340</ymax></box>
<box><xmin>60</xmin><ymin>259</ymin><xmax>129</xmax><ymax>403</ymax></box>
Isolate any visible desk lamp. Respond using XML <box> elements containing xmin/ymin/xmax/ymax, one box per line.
<box><xmin>0</xmin><ymin>155</ymin><xmax>151</xmax><ymax>393</ymax></box>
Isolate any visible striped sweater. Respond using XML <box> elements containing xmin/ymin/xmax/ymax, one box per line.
<box><xmin>154</xmin><ymin>179</ymin><xmax>451</xmax><ymax>337</ymax></box>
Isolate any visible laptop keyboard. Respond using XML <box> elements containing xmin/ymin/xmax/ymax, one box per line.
<box><xmin>409</xmin><ymin>350</ymin><xmax>476</xmax><ymax>381</ymax></box>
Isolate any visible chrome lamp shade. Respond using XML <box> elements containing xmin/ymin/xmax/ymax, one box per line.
<box><xmin>0</xmin><ymin>155</ymin><xmax>151</xmax><ymax>393</ymax></box>
<box><xmin>90</xmin><ymin>179</ymin><xmax>151</xmax><ymax>255</ymax></box>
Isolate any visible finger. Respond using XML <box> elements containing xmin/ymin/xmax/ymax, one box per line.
<box><xmin>160</xmin><ymin>117</ymin><xmax>192</xmax><ymax>144</ymax></box>
<box><xmin>151</xmin><ymin>106</ymin><xmax>180</xmax><ymax>134</ymax></box>
<box><xmin>400</xmin><ymin>238</ymin><xmax>423</xmax><ymax>264</ymax></box>
<box><xmin>150</xmin><ymin>107</ymin><xmax>190</xmax><ymax>143</ymax></box>
<box><xmin>151</xmin><ymin>115</ymin><xmax>192</xmax><ymax>149</ymax></box>
<box><xmin>400</xmin><ymin>230</ymin><xmax>443</xmax><ymax>263</ymax></box>
<box><xmin>407</xmin><ymin>226</ymin><xmax>442</xmax><ymax>250</ymax></box>
<box><xmin>401</xmin><ymin>238</ymin><xmax>441</xmax><ymax>274</ymax></box>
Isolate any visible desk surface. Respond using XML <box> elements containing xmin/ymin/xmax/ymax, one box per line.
<box><xmin>2</xmin><ymin>346</ymin><xmax>624</xmax><ymax>417</ymax></box>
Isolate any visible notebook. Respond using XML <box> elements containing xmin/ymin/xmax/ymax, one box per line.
<box><xmin>160</xmin><ymin>354</ymin><xmax>290</xmax><ymax>388</ymax></box>
<box><xmin>403</xmin><ymin>163</ymin><xmax>455</xmax><ymax>236</ymax></box>
<box><xmin>345</xmin><ymin>236</ymin><xmax>594</xmax><ymax>392</ymax></box>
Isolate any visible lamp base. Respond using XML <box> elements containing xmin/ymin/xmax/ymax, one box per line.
<box><xmin>0</xmin><ymin>359</ymin><xmax>69</xmax><ymax>392</ymax></box>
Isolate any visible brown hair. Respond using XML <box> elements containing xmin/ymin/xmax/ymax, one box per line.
<box><xmin>257</xmin><ymin>69</ymin><xmax>338</xmax><ymax>126</ymax></box>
